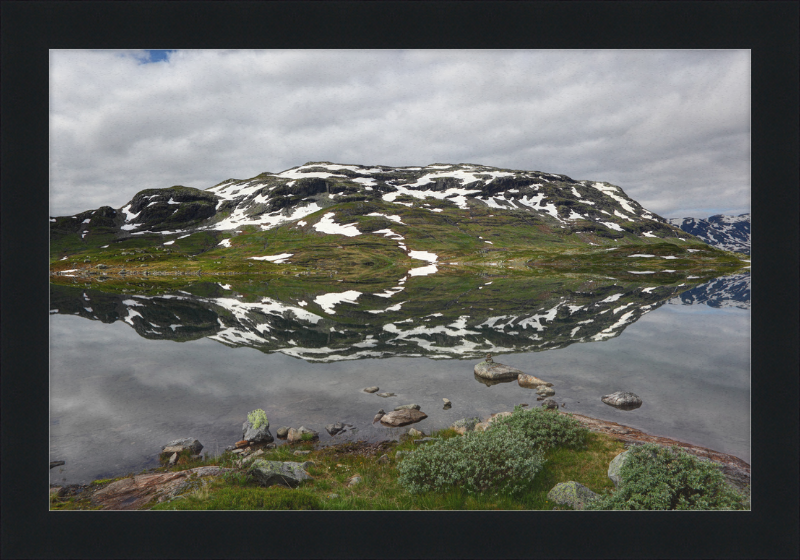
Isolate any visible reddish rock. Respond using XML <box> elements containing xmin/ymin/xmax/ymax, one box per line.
<box><xmin>90</xmin><ymin>466</ymin><xmax>237</xmax><ymax>510</ymax></box>
<box><xmin>235</xmin><ymin>439</ymin><xmax>249</xmax><ymax>449</ymax></box>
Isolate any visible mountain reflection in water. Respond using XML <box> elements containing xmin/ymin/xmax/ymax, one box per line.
<box><xmin>48</xmin><ymin>273</ymin><xmax>736</xmax><ymax>362</ymax></box>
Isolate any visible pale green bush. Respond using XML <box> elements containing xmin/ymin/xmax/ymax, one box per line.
<box><xmin>586</xmin><ymin>443</ymin><xmax>748</xmax><ymax>510</ymax></box>
<box><xmin>247</xmin><ymin>409</ymin><xmax>268</xmax><ymax>430</ymax></box>
<box><xmin>490</xmin><ymin>405</ymin><xmax>588</xmax><ymax>450</ymax></box>
<box><xmin>396</xmin><ymin>427</ymin><xmax>544</xmax><ymax>495</ymax></box>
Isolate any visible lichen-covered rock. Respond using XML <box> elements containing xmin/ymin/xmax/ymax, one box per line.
<box><xmin>474</xmin><ymin>360</ymin><xmax>524</xmax><ymax>381</ymax></box>
<box><xmin>243</xmin><ymin>420</ymin><xmax>274</xmax><ymax>444</ymax></box>
<box><xmin>379</xmin><ymin>409</ymin><xmax>427</xmax><ymax>427</ymax></box>
<box><xmin>247</xmin><ymin>460</ymin><xmax>312</xmax><ymax>488</ymax></box>
<box><xmin>601</xmin><ymin>391</ymin><xmax>643</xmax><ymax>410</ymax></box>
<box><xmin>450</xmin><ymin>417</ymin><xmax>482</xmax><ymax>434</ymax></box>
<box><xmin>608</xmin><ymin>450</ymin><xmax>630</xmax><ymax>487</ymax></box>
<box><xmin>547</xmin><ymin>481</ymin><xmax>598</xmax><ymax>510</ymax></box>
<box><xmin>517</xmin><ymin>374</ymin><xmax>553</xmax><ymax>388</ymax></box>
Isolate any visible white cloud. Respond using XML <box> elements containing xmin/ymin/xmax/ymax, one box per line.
<box><xmin>49</xmin><ymin>49</ymin><xmax>750</xmax><ymax>219</ymax></box>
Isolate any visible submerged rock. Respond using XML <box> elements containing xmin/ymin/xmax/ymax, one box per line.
<box><xmin>601</xmin><ymin>391</ymin><xmax>643</xmax><ymax>410</ymax></box>
<box><xmin>380</xmin><ymin>409</ymin><xmax>428</xmax><ymax>427</ymax></box>
<box><xmin>376</xmin><ymin>392</ymin><xmax>396</xmax><ymax>398</ymax></box>
<box><xmin>518</xmin><ymin>374</ymin><xmax>554</xmax><ymax>388</ymax></box>
<box><xmin>547</xmin><ymin>481</ymin><xmax>598</xmax><ymax>510</ymax></box>
<box><xmin>363</xmin><ymin>386</ymin><xmax>379</xmax><ymax>393</ymax></box>
<box><xmin>394</xmin><ymin>404</ymin><xmax>421</xmax><ymax>411</ymax></box>
<box><xmin>536</xmin><ymin>386</ymin><xmax>555</xmax><ymax>397</ymax></box>
<box><xmin>474</xmin><ymin>359</ymin><xmax>525</xmax><ymax>381</ymax></box>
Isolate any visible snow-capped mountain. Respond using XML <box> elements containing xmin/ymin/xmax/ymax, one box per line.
<box><xmin>52</xmin><ymin>162</ymin><xmax>695</xmax><ymax>243</ymax></box>
<box><xmin>668</xmin><ymin>214</ymin><xmax>750</xmax><ymax>254</ymax></box>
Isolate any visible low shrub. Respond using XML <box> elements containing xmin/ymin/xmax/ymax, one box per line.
<box><xmin>247</xmin><ymin>409</ymin><xmax>268</xmax><ymax>429</ymax></box>
<box><xmin>490</xmin><ymin>406</ymin><xmax>589</xmax><ymax>450</ymax></box>
<box><xmin>586</xmin><ymin>444</ymin><xmax>748</xmax><ymax>510</ymax></box>
<box><xmin>396</xmin><ymin>427</ymin><xmax>544</xmax><ymax>495</ymax></box>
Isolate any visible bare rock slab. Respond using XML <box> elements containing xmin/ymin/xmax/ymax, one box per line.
<box><xmin>474</xmin><ymin>360</ymin><xmax>524</xmax><ymax>381</ymax></box>
<box><xmin>380</xmin><ymin>409</ymin><xmax>428</xmax><ymax>427</ymax></box>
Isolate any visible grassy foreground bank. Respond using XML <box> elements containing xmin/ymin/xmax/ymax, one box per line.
<box><xmin>50</xmin><ymin>408</ymin><xmax>749</xmax><ymax>511</ymax></box>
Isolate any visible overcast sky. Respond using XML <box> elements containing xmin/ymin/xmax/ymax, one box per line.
<box><xmin>49</xmin><ymin>49</ymin><xmax>750</xmax><ymax>219</ymax></box>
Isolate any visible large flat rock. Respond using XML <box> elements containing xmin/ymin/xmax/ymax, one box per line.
<box><xmin>474</xmin><ymin>360</ymin><xmax>524</xmax><ymax>381</ymax></box>
<box><xmin>379</xmin><ymin>409</ymin><xmax>428</xmax><ymax>427</ymax></box>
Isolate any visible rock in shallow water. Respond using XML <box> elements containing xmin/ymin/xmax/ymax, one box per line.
<box><xmin>541</xmin><ymin>398</ymin><xmax>559</xmax><ymax>410</ymax></box>
<box><xmin>601</xmin><ymin>391</ymin><xmax>643</xmax><ymax>410</ymax></box>
<box><xmin>380</xmin><ymin>409</ymin><xmax>427</xmax><ymax>427</ymax></box>
<box><xmin>536</xmin><ymin>386</ymin><xmax>555</xmax><ymax>397</ymax></box>
<box><xmin>517</xmin><ymin>374</ymin><xmax>553</xmax><ymax>388</ymax></box>
<box><xmin>474</xmin><ymin>360</ymin><xmax>525</xmax><ymax>381</ymax></box>
<box><xmin>363</xmin><ymin>386</ymin><xmax>379</xmax><ymax>393</ymax></box>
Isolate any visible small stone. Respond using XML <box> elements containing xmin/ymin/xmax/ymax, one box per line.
<box><xmin>363</xmin><ymin>387</ymin><xmax>379</xmax><ymax>393</ymax></box>
<box><xmin>234</xmin><ymin>439</ymin><xmax>249</xmax><ymax>449</ymax></box>
<box><xmin>276</xmin><ymin>427</ymin><xmax>290</xmax><ymax>439</ymax></box>
<box><xmin>348</xmin><ymin>475</ymin><xmax>363</xmax><ymax>486</ymax></box>
<box><xmin>287</xmin><ymin>426</ymin><xmax>319</xmax><ymax>442</ymax></box>
<box><xmin>541</xmin><ymin>398</ymin><xmax>559</xmax><ymax>410</ymax></box>
<box><xmin>168</xmin><ymin>453</ymin><xmax>178</xmax><ymax>466</ymax></box>
<box><xmin>376</xmin><ymin>392</ymin><xmax>396</xmax><ymax>398</ymax></box>
<box><xmin>372</xmin><ymin>413</ymin><xmax>384</xmax><ymax>424</ymax></box>
<box><xmin>442</xmin><ymin>398</ymin><xmax>451</xmax><ymax>404</ymax></box>
<box><xmin>608</xmin><ymin>450</ymin><xmax>630</xmax><ymax>487</ymax></box>
<box><xmin>536</xmin><ymin>386</ymin><xmax>555</xmax><ymax>397</ymax></box>
<box><xmin>408</xmin><ymin>428</ymin><xmax>424</xmax><ymax>437</ymax></box>
<box><xmin>537</xmin><ymin>396</ymin><xmax>545</xmax><ymax>401</ymax></box>
<box><xmin>443</xmin><ymin>402</ymin><xmax>452</xmax><ymax>410</ymax></box>
<box><xmin>326</xmin><ymin>422</ymin><xmax>345</xmax><ymax>436</ymax></box>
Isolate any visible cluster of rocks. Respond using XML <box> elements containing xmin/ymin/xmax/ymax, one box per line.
<box><xmin>160</xmin><ymin>438</ymin><xmax>204</xmax><ymax>466</ymax></box>
<box><xmin>473</xmin><ymin>355</ymin><xmax>643</xmax><ymax>412</ymax></box>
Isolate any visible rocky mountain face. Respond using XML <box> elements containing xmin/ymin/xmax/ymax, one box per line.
<box><xmin>52</xmin><ymin>162</ymin><xmax>694</xmax><ymax>243</ymax></box>
<box><xmin>668</xmin><ymin>214</ymin><xmax>750</xmax><ymax>254</ymax></box>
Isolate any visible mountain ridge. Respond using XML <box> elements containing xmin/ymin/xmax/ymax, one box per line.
<box><xmin>668</xmin><ymin>213</ymin><xmax>750</xmax><ymax>254</ymax></box>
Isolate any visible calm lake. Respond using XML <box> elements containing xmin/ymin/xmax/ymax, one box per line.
<box><xmin>49</xmin><ymin>271</ymin><xmax>750</xmax><ymax>485</ymax></box>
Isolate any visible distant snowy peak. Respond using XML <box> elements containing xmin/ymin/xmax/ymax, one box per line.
<box><xmin>200</xmin><ymin>162</ymin><xmax>679</xmax><ymax>237</ymax></box>
<box><xmin>668</xmin><ymin>214</ymin><xmax>750</xmax><ymax>254</ymax></box>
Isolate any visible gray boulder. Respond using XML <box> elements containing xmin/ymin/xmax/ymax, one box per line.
<box><xmin>379</xmin><ymin>409</ymin><xmax>427</xmax><ymax>427</ymax></box>
<box><xmin>326</xmin><ymin>422</ymin><xmax>353</xmax><ymax>436</ymax></box>
<box><xmin>247</xmin><ymin>460</ymin><xmax>312</xmax><ymax>488</ymax></box>
<box><xmin>601</xmin><ymin>391</ymin><xmax>643</xmax><ymax>410</ymax></box>
<box><xmin>474</xmin><ymin>360</ymin><xmax>524</xmax><ymax>381</ymax></box>
<box><xmin>242</xmin><ymin>420</ymin><xmax>274</xmax><ymax>444</ymax></box>
<box><xmin>276</xmin><ymin>426</ymin><xmax>290</xmax><ymax>439</ymax></box>
<box><xmin>363</xmin><ymin>386</ymin><xmax>379</xmax><ymax>393</ymax></box>
<box><xmin>608</xmin><ymin>450</ymin><xmax>630</xmax><ymax>487</ymax></box>
<box><xmin>161</xmin><ymin>438</ymin><xmax>203</xmax><ymax>456</ymax></box>
<box><xmin>547</xmin><ymin>481</ymin><xmax>598</xmax><ymax>510</ymax></box>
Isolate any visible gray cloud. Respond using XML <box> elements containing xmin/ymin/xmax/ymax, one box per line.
<box><xmin>49</xmin><ymin>49</ymin><xmax>750</xmax><ymax>219</ymax></box>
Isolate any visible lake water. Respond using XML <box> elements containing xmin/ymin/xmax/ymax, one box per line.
<box><xmin>49</xmin><ymin>272</ymin><xmax>750</xmax><ymax>485</ymax></box>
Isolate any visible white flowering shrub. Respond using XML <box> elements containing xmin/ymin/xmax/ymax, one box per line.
<box><xmin>247</xmin><ymin>409</ymin><xmax>268</xmax><ymax>430</ymax></box>
<box><xmin>397</xmin><ymin>427</ymin><xmax>544</xmax><ymax>495</ymax></box>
